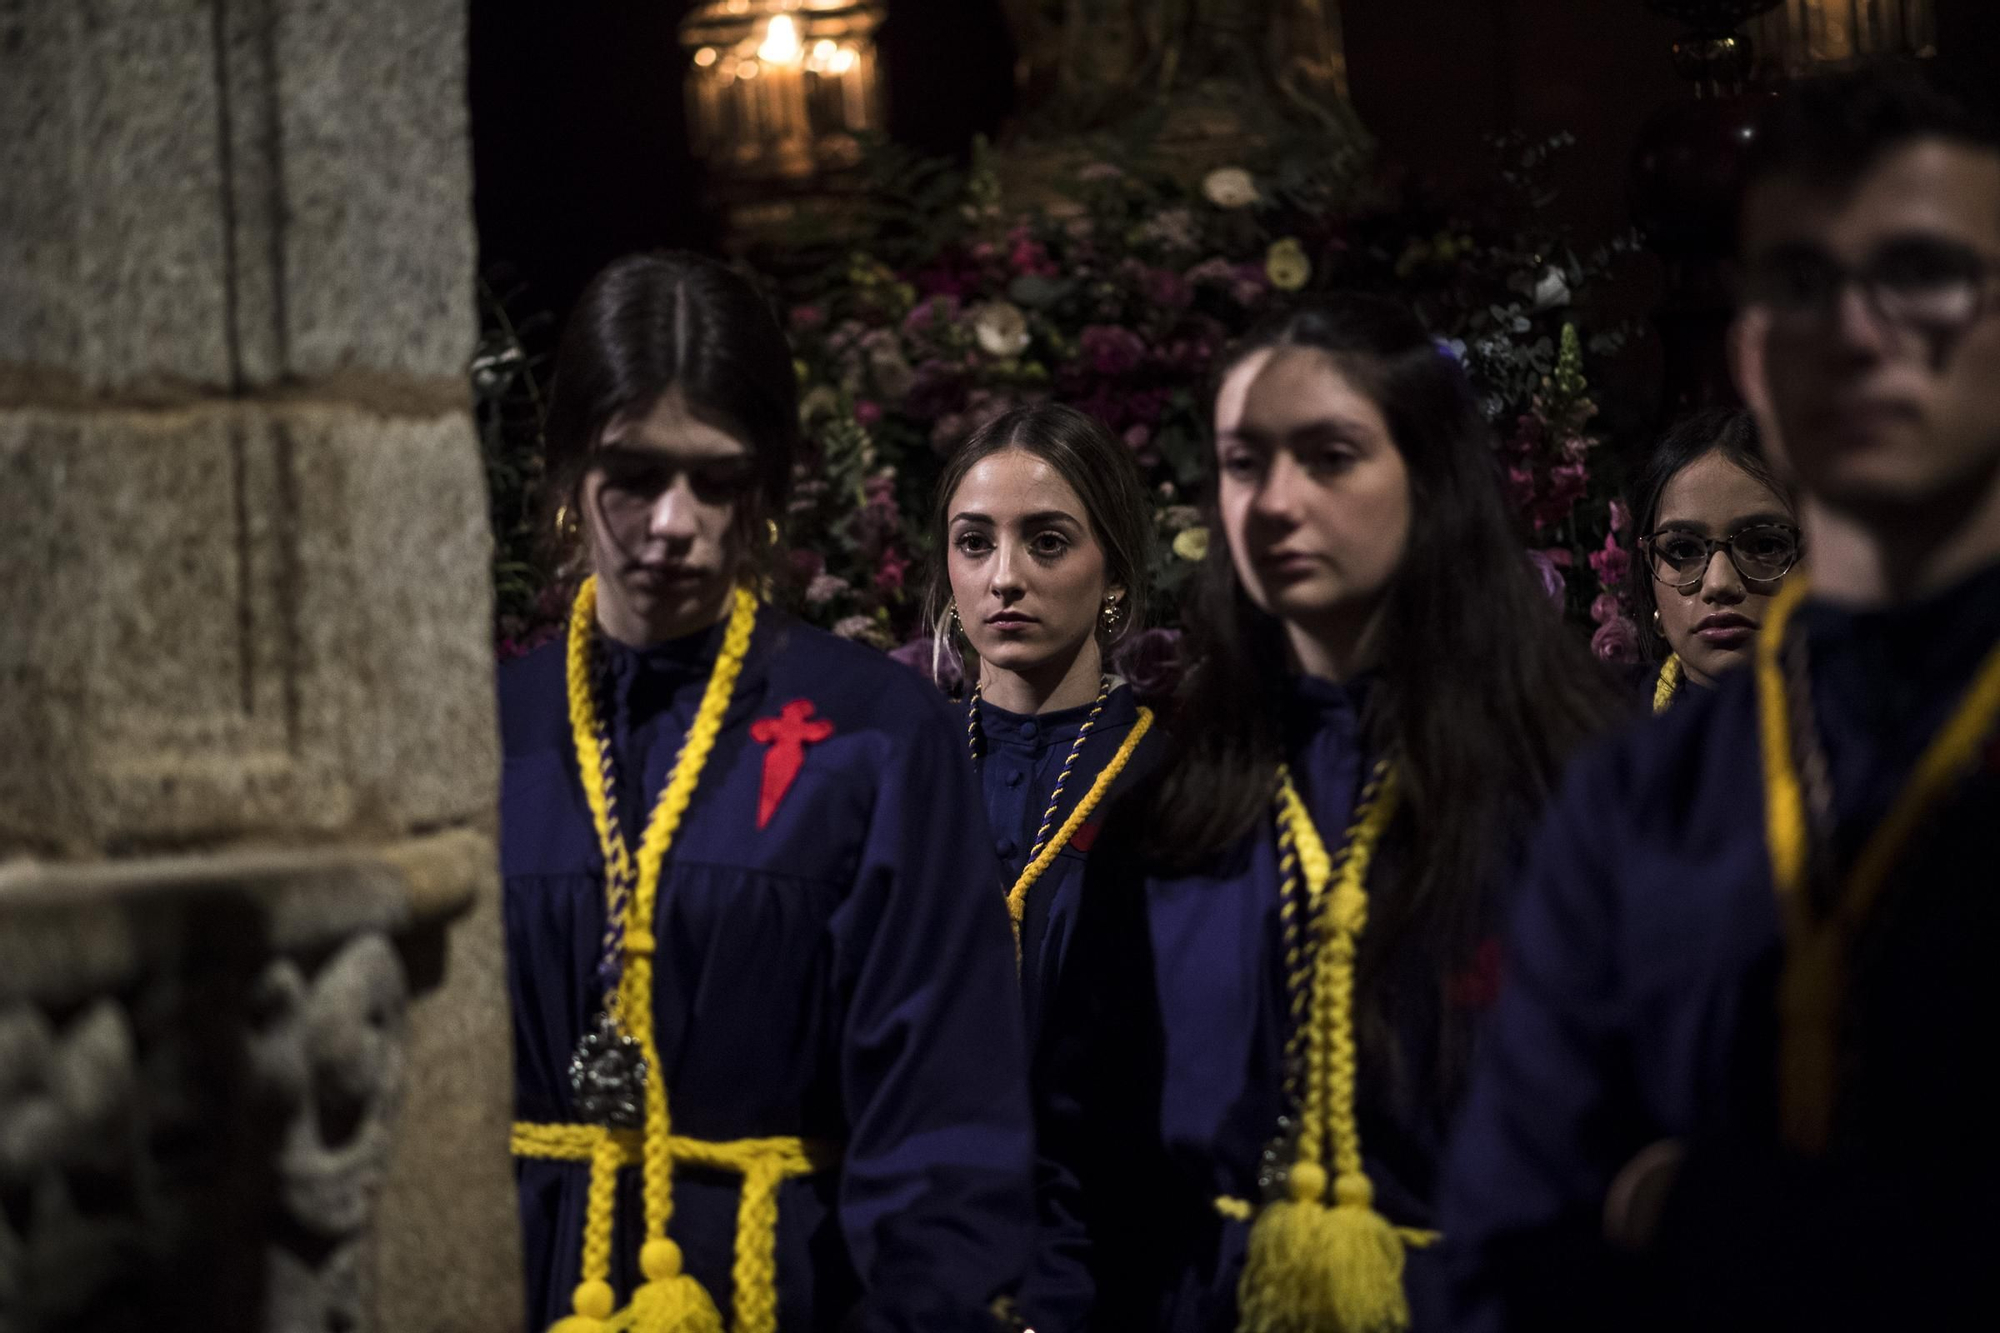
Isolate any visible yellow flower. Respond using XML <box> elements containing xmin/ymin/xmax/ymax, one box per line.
<box><xmin>1172</xmin><ymin>526</ymin><xmax>1210</xmax><ymax>562</ymax></box>
<box><xmin>1266</xmin><ymin>238</ymin><xmax>1311</xmax><ymax>292</ymax></box>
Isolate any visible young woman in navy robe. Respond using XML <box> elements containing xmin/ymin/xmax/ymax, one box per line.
<box><xmin>921</xmin><ymin>404</ymin><xmax>1167</xmax><ymax>1042</ymax></box>
<box><xmin>1025</xmin><ymin>297</ymin><xmax>1622</xmax><ymax>1333</ymax></box>
<box><xmin>1439</xmin><ymin>73</ymin><xmax>2000</xmax><ymax>1332</ymax></box>
<box><xmin>501</xmin><ymin>252</ymin><xmax>1033</xmax><ymax>1333</ymax></box>
<box><xmin>1623</xmin><ymin>409</ymin><xmax>1800</xmax><ymax>712</ymax></box>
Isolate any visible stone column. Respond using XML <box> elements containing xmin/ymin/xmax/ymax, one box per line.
<box><xmin>0</xmin><ymin>2</ymin><xmax>521</xmax><ymax>1330</ymax></box>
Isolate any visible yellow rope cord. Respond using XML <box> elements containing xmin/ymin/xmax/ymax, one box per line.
<box><xmin>514</xmin><ymin>1126</ymin><xmax>839</xmax><ymax>1333</ymax></box>
<box><xmin>1757</xmin><ymin>575</ymin><xmax>2000</xmax><ymax>1154</ymax></box>
<box><xmin>558</xmin><ymin>578</ymin><xmax>759</xmax><ymax>1333</ymax></box>
<box><xmin>1004</xmin><ymin>707</ymin><xmax>1154</xmax><ymax>945</ymax></box>
<box><xmin>1652</xmin><ymin>653</ymin><xmax>1683</xmax><ymax>714</ymax></box>
<box><xmin>1236</xmin><ymin>763</ymin><xmax>1426</xmax><ymax>1333</ymax></box>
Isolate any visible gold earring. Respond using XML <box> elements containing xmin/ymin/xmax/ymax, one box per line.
<box><xmin>555</xmin><ymin>503</ymin><xmax>579</xmax><ymax>541</ymax></box>
<box><xmin>1101</xmin><ymin>596</ymin><xmax>1122</xmax><ymax>629</ymax></box>
<box><xmin>949</xmin><ymin>600</ymin><xmax>963</xmax><ymax>636</ymax></box>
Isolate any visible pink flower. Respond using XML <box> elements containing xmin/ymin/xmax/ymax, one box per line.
<box><xmin>789</xmin><ymin>304</ymin><xmax>826</xmax><ymax>332</ymax></box>
<box><xmin>854</xmin><ymin>399</ymin><xmax>883</xmax><ymax>427</ymax></box>
<box><xmin>1504</xmin><ymin>465</ymin><xmax>1537</xmax><ymax>513</ymax></box>
<box><xmin>1008</xmin><ymin>229</ymin><xmax>1058</xmax><ymax>279</ymax></box>
<box><xmin>1541</xmin><ymin>462</ymin><xmax>1588</xmax><ymax>521</ymax></box>
<box><xmin>1123</xmin><ymin>424</ymin><xmax>1151</xmax><ymax>450</ymax></box>
<box><xmin>1079</xmin><ymin>325</ymin><xmax>1146</xmax><ymax>377</ymax></box>
<box><xmin>1588</xmin><ymin>532</ymin><xmax>1631</xmax><ymax>588</ymax></box>
<box><xmin>1589</xmin><ymin>592</ymin><xmax>1622</xmax><ymax>625</ymax></box>
<box><xmin>1609</xmin><ymin>498</ymin><xmax>1632</xmax><ymax>535</ymax></box>
<box><xmin>875</xmin><ymin>549</ymin><xmax>911</xmax><ymax>593</ymax></box>
<box><xmin>1590</xmin><ymin>615</ymin><xmax>1641</xmax><ymax>664</ymax></box>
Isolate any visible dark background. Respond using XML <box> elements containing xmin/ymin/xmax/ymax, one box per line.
<box><xmin>470</xmin><ymin>0</ymin><xmax>1998</xmax><ymax>337</ymax></box>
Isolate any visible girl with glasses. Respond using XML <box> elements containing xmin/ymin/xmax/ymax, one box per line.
<box><xmin>1629</xmin><ymin>409</ymin><xmax>1802</xmax><ymax>710</ymax></box>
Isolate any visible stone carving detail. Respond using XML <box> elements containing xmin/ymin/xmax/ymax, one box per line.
<box><xmin>258</xmin><ymin>934</ymin><xmax>410</xmax><ymax>1332</ymax></box>
<box><xmin>0</xmin><ymin>1002</ymin><xmax>140</xmax><ymax>1332</ymax></box>
<box><xmin>0</xmin><ymin>932</ymin><xmax>408</xmax><ymax>1333</ymax></box>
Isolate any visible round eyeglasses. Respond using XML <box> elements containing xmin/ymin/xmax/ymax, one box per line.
<box><xmin>1639</xmin><ymin>524</ymin><xmax>1801</xmax><ymax>593</ymax></box>
<box><xmin>1743</xmin><ymin>237</ymin><xmax>2000</xmax><ymax>334</ymax></box>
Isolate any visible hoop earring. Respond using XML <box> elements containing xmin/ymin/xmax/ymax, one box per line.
<box><xmin>555</xmin><ymin>503</ymin><xmax>579</xmax><ymax>542</ymax></box>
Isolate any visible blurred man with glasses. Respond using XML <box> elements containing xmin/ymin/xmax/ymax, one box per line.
<box><xmin>1440</xmin><ymin>70</ymin><xmax>2000</xmax><ymax>1332</ymax></box>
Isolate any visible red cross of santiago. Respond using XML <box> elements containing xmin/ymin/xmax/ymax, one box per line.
<box><xmin>748</xmin><ymin>699</ymin><xmax>834</xmax><ymax>829</ymax></box>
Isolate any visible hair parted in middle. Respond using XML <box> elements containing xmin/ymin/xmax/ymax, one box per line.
<box><xmin>1143</xmin><ymin>293</ymin><xmax>1626</xmax><ymax>1101</ymax></box>
<box><xmin>541</xmin><ymin>249</ymin><xmax>800</xmax><ymax>580</ymax></box>
<box><xmin>1624</xmin><ymin>407</ymin><xmax>1796</xmax><ymax>664</ymax></box>
<box><xmin>922</xmin><ymin>402</ymin><xmax>1155</xmax><ymax>685</ymax></box>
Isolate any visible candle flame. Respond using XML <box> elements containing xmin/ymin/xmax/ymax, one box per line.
<box><xmin>758</xmin><ymin>14</ymin><xmax>803</xmax><ymax>66</ymax></box>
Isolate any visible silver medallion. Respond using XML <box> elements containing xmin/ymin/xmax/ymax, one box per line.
<box><xmin>569</xmin><ymin>1009</ymin><xmax>648</xmax><ymax>1128</ymax></box>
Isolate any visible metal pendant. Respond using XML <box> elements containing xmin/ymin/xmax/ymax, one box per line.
<box><xmin>568</xmin><ymin>1009</ymin><xmax>647</xmax><ymax>1128</ymax></box>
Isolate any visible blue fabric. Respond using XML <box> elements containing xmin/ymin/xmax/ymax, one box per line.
<box><xmin>1028</xmin><ymin>674</ymin><xmax>1497</xmax><ymax>1333</ymax></box>
<box><xmin>501</xmin><ymin>611</ymin><xmax>1035</xmax><ymax>1333</ymax></box>
<box><xmin>972</xmin><ymin>683</ymin><xmax>1166</xmax><ymax>1045</ymax></box>
<box><xmin>1439</xmin><ymin>559</ymin><xmax>2000</xmax><ymax>1332</ymax></box>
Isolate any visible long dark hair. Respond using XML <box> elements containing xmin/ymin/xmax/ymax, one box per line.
<box><xmin>543</xmin><ymin>251</ymin><xmax>798</xmax><ymax>573</ymax></box>
<box><xmin>922</xmin><ymin>403</ymin><xmax>1154</xmax><ymax>682</ymax></box>
<box><xmin>1626</xmin><ymin>408</ymin><xmax>1794</xmax><ymax>663</ymax></box>
<box><xmin>1149</xmin><ymin>295</ymin><xmax>1623</xmax><ymax>1091</ymax></box>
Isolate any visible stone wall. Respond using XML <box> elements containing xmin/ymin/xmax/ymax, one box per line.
<box><xmin>0</xmin><ymin>1</ymin><xmax>521</xmax><ymax>1329</ymax></box>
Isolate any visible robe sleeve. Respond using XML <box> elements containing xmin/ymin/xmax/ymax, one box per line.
<box><xmin>1438</xmin><ymin>747</ymin><xmax>1653</xmax><ymax>1332</ymax></box>
<box><xmin>1021</xmin><ymin>809</ymin><xmax>1172</xmax><ymax>1333</ymax></box>
<box><xmin>831</xmin><ymin>703</ymin><xmax>1035</xmax><ymax>1333</ymax></box>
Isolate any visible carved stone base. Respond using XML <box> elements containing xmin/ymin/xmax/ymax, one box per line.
<box><xmin>0</xmin><ymin>833</ymin><xmax>516</xmax><ymax>1333</ymax></box>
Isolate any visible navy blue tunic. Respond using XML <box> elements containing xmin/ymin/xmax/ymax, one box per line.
<box><xmin>971</xmin><ymin>684</ymin><xmax>1166</xmax><ymax>1044</ymax></box>
<box><xmin>1440</xmin><ymin>560</ymin><xmax>2000</xmax><ymax>1332</ymax></box>
<box><xmin>500</xmin><ymin>611</ymin><xmax>1035</xmax><ymax>1333</ymax></box>
<box><xmin>1029</xmin><ymin>676</ymin><xmax>1497</xmax><ymax>1333</ymax></box>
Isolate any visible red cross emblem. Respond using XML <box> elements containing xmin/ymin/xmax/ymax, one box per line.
<box><xmin>748</xmin><ymin>699</ymin><xmax>834</xmax><ymax>829</ymax></box>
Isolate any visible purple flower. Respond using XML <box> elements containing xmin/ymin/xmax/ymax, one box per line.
<box><xmin>901</xmin><ymin>295</ymin><xmax>960</xmax><ymax>340</ymax></box>
<box><xmin>1589</xmin><ymin>592</ymin><xmax>1622</xmax><ymax>625</ymax></box>
<box><xmin>1111</xmin><ymin>628</ymin><xmax>1186</xmax><ymax>706</ymax></box>
<box><xmin>888</xmin><ymin>636</ymin><xmax>964</xmax><ymax>694</ymax></box>
<box><xmin>1526</xmin><ymin>549</ymin><xmax>1567</xmax><ymax>606</ymax></box>
<box><xmin>1590</xmin><ymin>615</ymin><xmax>1641</xmax><ymax>664</ymax></box>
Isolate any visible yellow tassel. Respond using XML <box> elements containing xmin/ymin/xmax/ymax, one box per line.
<box><xmin>1237</xmin><ymin>1163</ymin><xmax>1339</xmax><ymax>1333</ymax></box>
<box><xmin>550</xmin><ymin>1279</ymin><xmax>616</xmax><ymax>1333</ymax></box>
<box><xmin>627</xmin><ymin>1239</ymin><xmax>724</xmax><ymax>1333</ymax></box>
<box><xmin>1321</xmin><ymin>1173</ymin><xmax>1413</xmax><ymax>1333</ymax></box>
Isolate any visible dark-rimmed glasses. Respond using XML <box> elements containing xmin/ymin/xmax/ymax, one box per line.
<box><xmin>1640</xmin><ymin>524</ymin><xmax>1801</xmax><ymax>593</ymax></box>
<box><xmin>1743</xmin><ymin>237</ymin><xmax>2000</xmax><ymax>333</ymax></box>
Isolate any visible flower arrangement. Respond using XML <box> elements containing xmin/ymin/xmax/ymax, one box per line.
<box><xmin>772</xmin><ymin>132</ymin><xmax>1644</xmax><ymax>684</ymax></box>
<box><xmin>478</xmin><ymin>134</ymin><xmax>1648</xmax><ymax>681</ymax></box>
